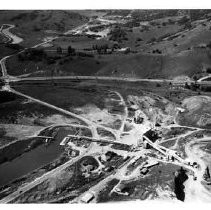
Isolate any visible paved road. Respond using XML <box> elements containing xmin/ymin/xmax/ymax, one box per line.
<box><xmin>197</xmin><ymin>74</ymin><xmax>211</xmax><ymax>82</ymax></box>
<box><xmin>0</xmin><ymin>24</ymin><xmax>23</xmax><ymax>44</ymax></box>
<box><xmin>6</xmin><ymin>75</ymin><xmax>178</xmax><ymax>83</ymax></box>
<box><xmin>0</xmin><ymin>56</ymin><xmax>9</xmax><ymax>77</ymax></box>
<box><xmin>3</xmin><ymin>75</ymin><xmax>210</xmax><ymax>86</ymax></box>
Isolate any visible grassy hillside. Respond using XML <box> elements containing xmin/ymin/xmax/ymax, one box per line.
<box><xmin>3</xmin><ymin>10</ymin><xmax>211</xmax><ymax>80</ymax></box>
<box><xmin>97</xmin><ymin>48</ymin><xmax>211</xmax><ymax>79</ymax></box>
<box><xmin>177</xmin><ymin>95</ymin><xmax>211</xmax><ymax>129</ymax></box>
<box><xmin>0</xmin><ymin>10</ymin><xmax>89</xmax><ymax>47</ymax></box>
<box><xmin>6</xmin><ymin>47</ymin><xmax>211</xmax><ymax>79</ymax></box>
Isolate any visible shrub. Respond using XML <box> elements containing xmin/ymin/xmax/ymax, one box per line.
<box><xmin>136</xmin><ymin>38</ymin><xmax>143</xmax><ymax>42</ymax></box>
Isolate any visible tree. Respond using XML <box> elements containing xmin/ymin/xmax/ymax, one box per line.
<box><xmin>67</xmin><ymin>45</ymin><xmax>75</xmax><ymax>55</ymax></box>
<box><xmin>193</xmin><ymin>75</ymin><xmax>198</xmax><ymax>83</ymax></box>
<box><xmin>207</xmin><ymin>41</ymin><xmax>211</xmax><ymax>49</ymax></box>
<box><xmin>57</xmin><ymin>47</ymin><xmax>62</xmax><ymax>54</ymax></box>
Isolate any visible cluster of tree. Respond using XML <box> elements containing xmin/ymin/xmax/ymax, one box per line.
<box><xmin>206</xmin><ymin>68</ymin><xmax>211</xmax><ymax>74</ymax></box>
<box><xmin>183</xmin><ymin>22</ymin><xmax>192</xmax><ymax>30</ymax></box>
<box><xmin>76</xmin><ymin>52</ymin><xmax>94</xmax><ymax>57</ymax></box>
<box><xmin>92</xmin><ymin>44</ymin><xmax>109</xmax><ymax>54</ymax></box>
<box><xmin>123</xmin><ymin>20</ymin><xmax>140</xmax><ymax>28</ymax></box>
<box><xmin>146</xmin><ymin>37</ymin><xmax>156</xmax><ymax>44</ymax></box>
<box><xmin>177</xmin><ymin>16</ymin><xmax>190</xmax><ymax>25</ymax></box>
<box><xmin>58</xmin><ymin>51</ymin><xmax>94</xmax><ymax>65</ymax></box>
<box><xmin>185</xmin><ymin>82</ymin><xmax>211</xmax><ymax>92</ymax></box>
<box><xmin>56</xmin><ymin>45</ymin><xmax>76</xmax><ymax>55</ymax></box>
<box><xmin>136</xmin><ymin>37</ymin><xmax>143</xmax><ymax>42</ymax></box>
<box><xmin>152</xmin><ymin>49</ymin><xmax>162</xmax><ymax>54</ymax></box>
<box><xmin>10</xmin><ymin>11</ymin><xmax>39</xmax><ymax>21</ymax></box>
<box><xmin>56</xmin><ymin>46</ymin><xmax>62</xmax><ymax>54</ymax></box>
<box><xmin>67</xmin><ymin>46</ymin><xmax>76</xmax><ymax>55</ymax></box>
<box><xmin>18</xmin><ymin>48</ymin><xmax>47</xmax><ymax>62</ymax></box>
<box><xmin>206</xmin><ymin>42</ymin><xmax>211</xmax><ymax>49</ymax></box>
<box><xmin>0</xmin><ymin>127</ymin><xmax>6</xmax><ymax>138</ymax></box>
<box><xmin>89</xmin><ymin>25</ymin><xmax>107</xmax><ymax>33</ymax></box>
<box><xmin>109</xmin><ymin>27</ymin><xmax>128</xmax><ymax>42</ymax></box>
<box><xmin>189</xmin><ymin>10</ymin><xmax>211</xmax><ymax>21</ymax></box>
<box><xmin>139</xmin><ymin>25</ymin><xmax>150</xmax><ymax>32</ymax></box>
<box><xmin>200</xmin><ymin>86</ymin><xmax>211</xmax><ymax>92</ymax></box>
<box><xmin>168</xmin><ymin>18</ymin><xmax>175</xmax><ymax>24</ymax></box>
<box><xmin>184</xmin><ymin>82</ymin><xmax>200</xmax><ymax>91</ymax></box>
<box><xmin>106</xmin><ymin>10</ymin><xmax>131</xmax><ymax>17</ymax></box>
<box><xmin>46</xmin><ymin>55</ymin><xmax>62</xmax><ymax>65</ymax></box>
<box><xmin>0</xmin><ymin>91</ymin><xmax>17</xmax><ymax>104</ymax></box>
<box><xmin>33</xmin><ymin>25</ymin><xmax>41</xmax><ymax>31</ymax></box>
<box><xmin>159</xmin><ymin>19</ymin><xmax>176</xmax><ymax>26</ymax></box>
<box><xmin>87</xmin><ymin>34</ymin><xmax>101</xmax><ymax>39</ymax></box>
<box><xmin>18</xmin><ymin>45</ymin><xmax>94</xmax><ymax>66</ymax></box>
<box><xmin>131</xmin><ymin>10</ymin><xmax>178</xmax><ymax>22</ymax></box>
<box><xmin>6</xmin><ymin>43</ymin><xmax>24</xmax><ymax>51</ymax></box>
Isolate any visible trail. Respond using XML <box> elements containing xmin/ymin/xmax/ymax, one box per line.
<box><xmin>8</xmin><ymin>87</ymin><xmax>117</xmax><ymax>139</ymax></box>
<box><xmin>112</xmin><ymin>91</ymin><xmax>128</xmax><ymax>141</ymax></box>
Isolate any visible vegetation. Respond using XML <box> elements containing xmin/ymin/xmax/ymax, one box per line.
<box><xmin>109</xmin><ymin>27</ymin><xmax>128</xmax><ymax>43</ymax></box>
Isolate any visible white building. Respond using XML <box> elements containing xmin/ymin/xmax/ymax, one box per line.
<box><xmin>80</xmin><ymin>192</ymin><xmax>95</xmax><ymax>203</ymax></box>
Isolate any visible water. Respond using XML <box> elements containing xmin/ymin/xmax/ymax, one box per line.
<box><xmin>174</xmin><ymin>167</ymin><xmax>188</xmax><ymax>201</ymax></box>
<box><xmin>0</xmin><ymin>136</ymin><xmax>63</xmax><ymax>188</ymax></box>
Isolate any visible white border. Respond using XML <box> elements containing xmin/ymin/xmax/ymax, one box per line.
<box><xmin>0</xmin><ymin>1</ymin><xmax>211</xmax><ymax>210</ymax></box>
<box><xmin>0</xmin><ymin>0</ymin><xmax>211</xmax><ymax>9</ymax></box>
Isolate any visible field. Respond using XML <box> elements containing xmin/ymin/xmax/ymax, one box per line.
<box><xmin>0</xmin><ymin>90</ymin><xmax>85</xmax><ymax>147</ymax></box>
<box><xmin>12</xmin><ymin>83</ymin><xmax>108</xmax><ymax>111</ymax></box>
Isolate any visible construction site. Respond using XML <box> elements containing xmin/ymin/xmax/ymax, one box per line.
<box><xmin>0</xmin><ymin>9</ymin><xmax>211</xmax><ymax>203</ymax></box>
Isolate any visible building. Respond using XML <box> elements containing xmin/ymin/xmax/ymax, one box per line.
<box><xmin>140</xmin><ymin>167</ymin><xmax>149</xmax><ymax>175</ymax></box>
<box><xmin>80</xmin><ymin>192</ymin><xmax>95</xmax><ymax>203</ymax></box>
<box><xmin>144</xmin><ymin>160</ymin><xmax>159</xmax><ymax>168</ymax></box>
<box><xmin>60</xmin><ymin>136</ymin><xmax>70</xmax><ymax>146</ymax></box>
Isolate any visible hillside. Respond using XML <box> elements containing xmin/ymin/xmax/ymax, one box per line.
<box><xmin>97</xmin><ymin>48</ymin><xmax>211</xmax><ymax>79</ymax></box>
<box><xmin>2</xmin><ymin>10</ymin><xmax>211</xmax><ymax>80</ymax></box>
<box><xmin>6</xmin><ymin>47</ymin><xmax>211</xmax><ymax>80</ymax></box>
<box><xmin>0</xmin><ymin>10</ymin><xmax>89</xmax><ymax>46</ymax></box>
